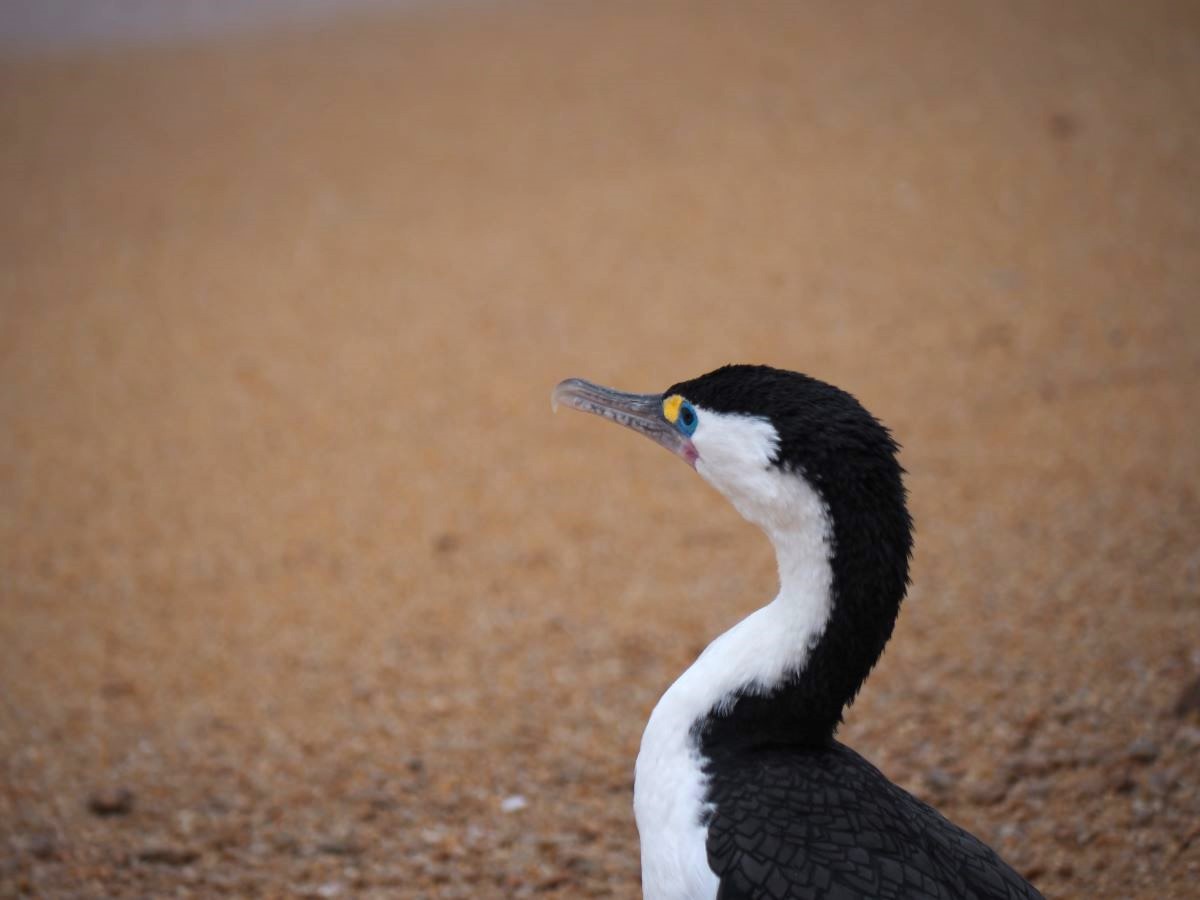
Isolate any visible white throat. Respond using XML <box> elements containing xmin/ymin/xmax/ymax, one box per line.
<box><xmin>633</xmin><ymin>456</ymin><xmax>834</xmax><ymax>900</ymax></box>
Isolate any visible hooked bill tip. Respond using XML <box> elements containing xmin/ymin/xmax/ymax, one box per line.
<box><xmin>551</xmin><ymin>378</ymin><xmax>587</xmax><ymax>415</ymax></box>
<box><xmin>550</xmin><ymin>380</ymin><xmax>568</xmax><ymax>414</ymax></box>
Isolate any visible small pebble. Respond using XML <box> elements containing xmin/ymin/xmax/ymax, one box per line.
<box><xmin>432</xmin><ymin>533</ymin><xmax>461</xmax><ymax>555</ymax></box>
<box><xmin>26</xmin><ymin>832</ymin><xmax>59</xmax><ymax>861</ymax></box>
<box><xmin>88</xmin><ymin>787</ymin><xmax>134</xmax><ymax>817</ymax></box>
<box><xmin>1145</xmin><ymin>769</ymin><xmax>1175</xmax><ymax>796</ymax></box>
<box><xmin>996</xmin><ymin>823</ymin><xmax>1023</xmax><ymax>842</ymax></box>
<box><xmin>136</xmin><ymin>846</ymin><xmax>200</xmax><ymax>866</ymax></box>
<box><xmin>1047</xmin><ymin>111</ymin><xmax>1080</xmax><ymax>141</ymax></box>
<box><xmin>923</xmin><ymin>768</ymin><xmax>957</xmax><ymax>794</ymax></box>
<box><xmin>1173</xmin><ymin>675</ymin><xmax>1200</xmax><ymax>717</ymax></box>
<box><xmin>965</xmin><ymin>779</ymin><xmax>1008</xmax><ymax>806</ymax></box>
<box><xmin>500</xmin><ymin>794</ymin><xmax>528</xmax><ymax>813</ymax></box>
<box><xmin>1127</xmin><ymin>737</ymin><xmax>1159</xmax><ymax>763</ymax></box>
<box><xmin>1111</xmin><ymin>771</ymin><xmax>1138</xmax><ymax>794</ymax></box>
<box><xmin>1175</xmin><ymin>725</ymin><xmax>1200</xmax><ymax>750</ymax></box>
<box><xmin>316</xmin><ymin>838</ymin><xmax>363</xmax><ymax>857</ymax></box>
<box><xmin>1130</xmin><ymin>800</ymin><xmax>1155</xmax><ymax>826</ymax></box>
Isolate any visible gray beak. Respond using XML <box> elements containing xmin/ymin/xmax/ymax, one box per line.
<box><xmin>552</xmin><ymin>377</ymin><xmax>698</xmax><ymax>467</ymax></box>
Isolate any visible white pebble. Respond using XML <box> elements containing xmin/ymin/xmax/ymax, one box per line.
<box><xmin>500</xmin><ymin>794</ymin><xmax>528</xmax><ymax>813</ymax></box>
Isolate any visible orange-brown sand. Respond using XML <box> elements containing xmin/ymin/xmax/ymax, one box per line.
<box><xmin>1</xmin><ymin>2</ymin><xmax>1198</xmax><ymax>897</ymax></box>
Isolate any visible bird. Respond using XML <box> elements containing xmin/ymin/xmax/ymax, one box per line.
<box><xmin>552</xmin><ymin>364</ymin><xmax>1043</xmax><ymax>900</ymax></box>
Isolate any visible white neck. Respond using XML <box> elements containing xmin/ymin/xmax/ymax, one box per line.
<box><xmin>633</xmin><ymin>470</ymin><xmax>834</xmax><ymax>900</ymax></box>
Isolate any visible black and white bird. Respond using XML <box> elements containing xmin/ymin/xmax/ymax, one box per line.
<box><xmin>553</xmin><ymin>365</ymin><xmax>1043</xmax><ymax>900</ymax></box>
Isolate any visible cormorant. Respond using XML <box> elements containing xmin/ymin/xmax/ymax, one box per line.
<box><xmin>553</xmin><ymin>364</ymin><xmax>1043</xmax><ymax>900</ymax></box>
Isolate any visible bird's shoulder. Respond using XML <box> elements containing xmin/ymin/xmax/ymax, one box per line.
<box><xmin>703</xmin><ymin>740</ymin><xmax>1043</xmax><ymax>900</ymax></box>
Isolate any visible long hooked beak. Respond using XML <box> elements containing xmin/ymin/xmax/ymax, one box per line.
<box><xmin>552</xmin><ymin>377</ymin><xmax>698</xmax><ymax>467</ymax></box>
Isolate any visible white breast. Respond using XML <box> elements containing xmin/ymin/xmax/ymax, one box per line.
<box><xmin>634</xmin><ymin>659</ymin><xmax>721</xmax><ymax>900</ymax></box>
<box><xmin>633</xmin><ymin>466</ymin><xmax>835</xmax><ymax>900</ymax></box>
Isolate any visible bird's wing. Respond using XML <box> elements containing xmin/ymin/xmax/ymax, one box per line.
<box><xmin>705</xmin><ymin>742</ymin><xmax>1043</xmax><ymax>900</ymax></box>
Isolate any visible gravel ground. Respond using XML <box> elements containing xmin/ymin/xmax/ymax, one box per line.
<box><xmin>2</xmin><ymin>2</ymin><xmax>1198</xmax><ymax>897</ymax></box>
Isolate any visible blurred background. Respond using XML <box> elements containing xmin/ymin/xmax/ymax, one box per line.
<box><xmin>1</xmin><ymin>1</ymin><xmax>1198</xmax><ymax>897</ymax></box>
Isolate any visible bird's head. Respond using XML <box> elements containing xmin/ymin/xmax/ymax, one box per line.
<box><xmin>553</xmin><ymin>364</ymin><xmax>910</xmax><ymax>552</ymax></box>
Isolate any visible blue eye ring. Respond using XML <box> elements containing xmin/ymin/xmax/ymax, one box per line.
<box><xmin>676</xmin><ymin>400</ymin><xmax>698</xmax><ymax>436</ymax></box>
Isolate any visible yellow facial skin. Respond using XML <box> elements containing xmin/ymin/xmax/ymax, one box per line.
<box><xmin>662</xmin><ymin>394</ymin><xmax>684</xmax><ymax>424</ymax></box>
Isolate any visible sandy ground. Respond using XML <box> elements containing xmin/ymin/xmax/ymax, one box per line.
<box><xmin>2</xmin><ymin>1</ymin><xmax>1199</xmax><ymax>897</ymax></box>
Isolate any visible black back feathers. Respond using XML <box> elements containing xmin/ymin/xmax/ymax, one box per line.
<box><xmin>705</xmin><ymin>742</ymin><xmax>1044</xmax><ymax>899</ymax></box>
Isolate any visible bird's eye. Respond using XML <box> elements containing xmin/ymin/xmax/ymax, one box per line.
<box><xmin>677</xmin><ymin>401</ymin><xmax>698</xmax><ymax>436</ymax></box>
